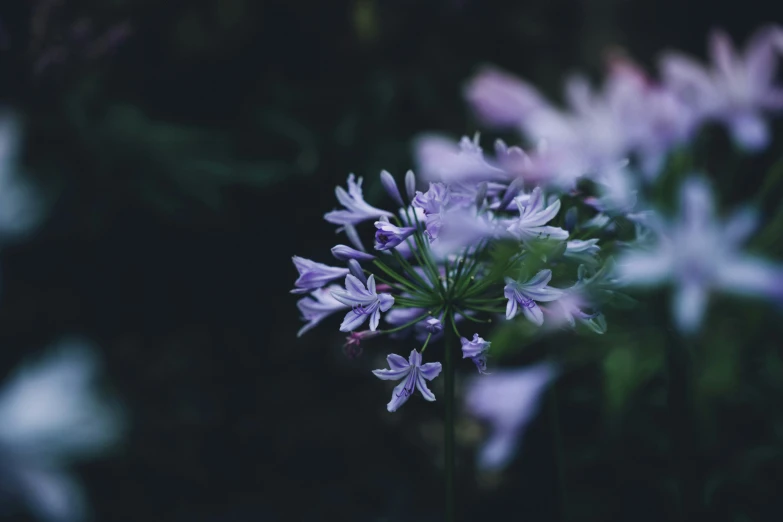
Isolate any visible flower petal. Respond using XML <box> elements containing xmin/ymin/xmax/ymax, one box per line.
<box><xmin>387</xmin><ymin>354</ymin><xmax>409</xmax><ymax>370</ymax></box>
<box><xmin>372</xmin><ymin>366</ymin><xmax>411</xmax><ymax>381</ymax></box>
<box><xmin>415</xmin><ymin>371</ymin><xmax>436</xmax><ymax>402</ymax></box>
<box><xmin>419</xmin><ymin>362</ymin><xmax>442</xmax><ymax>380</ymax></box>
<box><xmin>339</xmin><ymin>308</ymin><xmax>368</xmax><ymax>332</ymax></box>
<box><xmin>521</xmin><ymin>302</ymin><xmax>544</xmax><ymax>326</ymax></box>
<box><xmin>505</xmin><ymin>297</ymin><xmax>518</xmax><ymax>319</ymax></box>
<box><xmin>387</xmin><ymin>372</ymin><xmax>416</xmax><ymax>412</ymax></box>
<box><xmin>672</xmin><ymin>279</ymin><xmax>709</xmax><ymax>334</ymax></box>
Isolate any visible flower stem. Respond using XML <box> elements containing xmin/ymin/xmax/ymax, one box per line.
<box><xmin>443</xmin><ymin>317</ymin><xmax>456</xmax><ymax>522</ymax></box>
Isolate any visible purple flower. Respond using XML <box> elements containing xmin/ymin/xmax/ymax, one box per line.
<box><xmin>331</xmin><ymin>274</ymin><xmax>395</xmax><ymax>331</ymax></box>
<box><xmin>504</xmin><ymin>270</ymin><xmax>564</xmax><ymax>325</ymax></box>
<box><xmin>461</xmin><ymin>334</ymin><xmax>491</xmax><ymax>374</ymax></box>
<box><xmin>547</xmin><ymin>292</ymin><xmax>607</xmax><ymax>334</ymax></box>
<box><xmin>324</xmin><ymin>173</ymin><xmax>394</xmax><ymax>226</ymax></box>
<box><xmin>564</xmin><ymin>239</ymin><xmax>601</xmax><ymax>267</ymax></box>
<box><xmin>506</xmin><ymin>188</ymin><xmax>569</xmax><ymax>243</ymax></box>
<box><xmin>296</xmin><ymin>285</ymin><xmax>349</xmax><ymax>337</ymax></box>
<box><xmin>660</xmin><ymin>26</ymin><xmax>783</xmax><ymax>150</ymax></box>
<box><xmin>617</xmin><ymin>176</ymin><xmax>783</xmax><ymax>334</ymax></box>
<box><xmin>413</xmin><ymin>182</ymin><xmax>450</xmax><ymax>241</ymax></box>
<box><xmin>374</xmin><ymin>219</ymin><xmax>416</xmax><ymax>250</ymax></box>
<box><xmin>291</xmin><ymin>256</ymin><xmax>350</xmax><ymax>294</ymax></box>
<box><xmin>464</xmin><ymin>363</ymin><xmax>557</xmax><ymax>470</ymax></box>
<box><xmin>380</xmin><ymin>170</ymin><xmax>404</xmax><ymax>207</ymax></box>
<box><xmin>413</xmin><ymin>133</ymin><xmax>506</xmax><ymax>184</ymax></box>
<box><xmin>464</xmin><ymin>65</ymin><xmax>548</xmax><ymax>128</ymax></box>
<box><xmin>372</xmin><ymin>350</ymin><xmax>442</xmax><ymax>412</ymax></box>
<box><xmin>331</xmin><ymin>244</ymin><xmax>376</xmax><ymax>262</ymax></box>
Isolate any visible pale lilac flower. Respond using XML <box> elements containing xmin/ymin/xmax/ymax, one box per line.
<box><xmin>504</xmin><ymin>270</ymin><xmax>564</xmax><ymax>325</ymax></box>
<box><xmin>564</xmin><ymin>239</ymin><xmax>601</xmax><ymax>267</ymax></box>
<box><xmin>331</xmin><ymin>244</ymin><xmax>376</xmax><ymax>262</ymax></box>
<box><xmin>547</xmin><ymin>292</ymin><xmax>607</xmax><ymax>334</ymax></box>
<box><xmin>331</xmin><ymin>274</ymin><xmax>395</xmax><ymax>332</ymax></box>
<box><xmin>413</xmin><ymin>182</ymin><xmax>450</xmax><ymax>241</ymax></box>
<box><xmin>291</xmin><ymin>256</ymin><xmax>349</xmax><ymax>294</ymax></box>
<box><xmin>373</xmin><ymin>219</ymin><xmax>416</xmax><ymax>251</ymax></box>
<box><xmin>372</xmin><ymin>350</ymin><xmax>442</xmax><ymax>412</ymax></box>
<box><xmin>324</xmin><ymin>173</ymin><xmax>394</xmax><ymax>226</ymax></box>
<box><xmin>461</xmin><ymin>334</ymin><xmax>491</xmax><ymax>374</ymax></box>
<box><xmin>464</xmin><ymin>65</ymin><xmax>548</xmax><ymax>128</ymax></box>
<box><xmin>0</xmin><ymin>339</ymin><xmax>124</xmax><ymax>522</ymax></box>
<box><xmin>617</xmin><ymin>176</ymin><xmax>783</xmax><ymax>333</ymax></box>
<box><xmin>660</xmin><ymin>26</ymin><xmax>783</xmax><ymax>150</ymax></box>
<box><xmin>380</xmin><ymin>170</ymin><xmax>404</xmax><ymax>207</ymax></box>
<box><xmin>506</xmin><ymin>188</ymin><xmax>569</xmax><ymax>243</ymax></box>
<box><xmin>296</xmin><ymin>285</ymin><xmax>349</xmax><ymax>337</ymax></box>
<box><xmin>464</xmin><ymin>363</ymin><xmax>557</xmax><ymax>471</ymax></box>
<box><xmin>586</xmin><ymin>160</ymin><xmax>639</xmax><ymax>216</ymax></box>
<box><xmin>493</xmin><ymin>138</ymin><xmax>584</xmax><ymax>191</ymax></box>
<box><xmin>413</xmin><ymin>133</ymin><xmax>506</xmax><ymax>184</ymax></box>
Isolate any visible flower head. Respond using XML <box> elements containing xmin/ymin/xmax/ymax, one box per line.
<box><xmin>296</xmin><ymin>285</ymin><xmax>349</xmax><ymax>337</ymax></box>
<box><xmin>372</xmin><ymin>350</ymin><xmax>442</xmax><ymax>412</ymax></box>
<box><xmin>660</xmin><ymin>26</ymin><xmax>783</xmax><ymax>150</ymax></box>
<box><xmin>464</xmin><ymin>363</ymin><xmax>557</xmax><ymax>470</ymax></box>
<box><xmin>331</xmin><ymin>274</ymin><xmax>395</xmax><ymax>332</ymax></box>
<box><xmin>324</xmin><ymin>174</ymin><xmax>394</xmax><ymax>226</ymax></box>
<box><xmin>374</xmin><ymin>219</ymin><xmax>416</xmax><ymax>251</ymax></box>
<box><xmin>461</xmin><ymin>334</ymin><xmax>491</xmax><ymax>374</ymax></box>
<box><xmin>617</xmin><ymin>176</ymin><xmax>783</xmax><ymax>333</ymax></box>
<box><xmin>504</xmin><ymin>270</ymin><xmax>564</xmax><ymax>325</ymax></box>
<box><xmin>291</xmin><ymin>256</ymin><xmax>349</xmax><ymax>294</ymax></box>
<box><xmin>507</xmin><ymin>188</ymin><xmax>568</xmax><ymax>244</ymax></box>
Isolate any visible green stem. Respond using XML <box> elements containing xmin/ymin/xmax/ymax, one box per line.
<box><xmin>443</xmin><ymin>317</ymin><xmax>456</xmax><ymax>522</ymax></box>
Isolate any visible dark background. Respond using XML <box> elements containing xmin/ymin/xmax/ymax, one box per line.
<box><xmin>0</xmin><ymin>1</ymin><xmax>782</xmax><ymax>521</ymax></box>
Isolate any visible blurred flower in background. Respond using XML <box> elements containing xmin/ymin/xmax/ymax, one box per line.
<box><xmin>0</xmin><ymin>110</ymin><xmax>45</xmax><ymax>242</ymax></box>
<box><xmin>0</xmin><ymin>339</ymin><xmax>124</xmax><ymax>522</ymax></box>
<box><xmin>464</xmin><ymin>362</ymin><xmax>558</xmax><ymax>471</ymax></box>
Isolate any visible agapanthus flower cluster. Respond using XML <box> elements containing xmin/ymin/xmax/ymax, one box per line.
<box><xmin>422</xmin><ymin>25</ymin><xmax>783</xmax><ymax>335</ymax></box>
<box><xmin>293</xmin><ymin>158</ymin><xmax>622</xmax><ymax>411</ymax></box>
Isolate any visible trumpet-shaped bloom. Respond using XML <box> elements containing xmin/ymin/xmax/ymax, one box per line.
<box><xmin>461</xmin><ymin>334</ymin><xmax>491</xmax><ymax>374</ymax></box>
<box><xmin>331</xmin><ymin>244</ymin><xmax>376</xmax><ymax>262</ymax></box>
<box><xmin>617</xmin><ymin>176</ymin><xmax>783</xmax><ymax>333</ymax></box>
<box><xmin>413</xmin><ymin>133</ymin><xmax>506</xmax><ymax>184</ymax></box>
<box><xmin>324</xmin><ymin>174</ymin><xmax>394</xmax><ymax>226</ymax></box>
<box><xmin>291</xmin><ymin>256</ymin><xmax>349</xmax><ymax>294</ymax></box>
<box><xmin>374</xmin><ymin>219</ymin><xmax>416</xmax><ymax>250</ymax></box>
<box><xmin>660</xmin><ymin>26</ymin><xmax>783</xmax><ymax>150</ymax></box>
<box><xmin>504</xmin><ymin>270</ymin><xmax>564</xmax><ymax>325</ymax></box>
<box><xmin>464</xmin><ymin>363</ymin><xmax>557</xmax><ymax>470</ymax></box>
<box><xmin>372</xmin><ymin>350</ymin><xmax>442</xmax><ymax>412</ymax></box>
<box><xmin>507</xmin><ymin>188</ymin><xmax>569</xmax><ymax>243</ymax></box>
<box><xmin>296</xmin><ymin>285</ymin><xmax>350</xmax><ymax>337</ymax></box>
<box><xmin>331</xmin><ymin>274</ymin><xmax>394</xmax><ymax>331</ymax></box>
